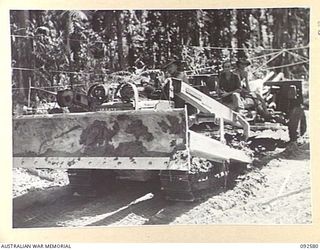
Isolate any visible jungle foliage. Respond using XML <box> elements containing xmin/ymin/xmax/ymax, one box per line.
<box><xmin>10</xmin><ymin>9</ymin><xmax>309</xmax><ymax>103</ymax></box>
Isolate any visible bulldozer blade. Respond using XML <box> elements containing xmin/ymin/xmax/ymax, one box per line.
<box><xmin>188</xmin><ymin>131</ymin><xmax>251</xmax><ymax>164</ymax></box>
<box><xmin>13</xmin><ymin>109</ymin><xmax>187</xmax><ymax>170</ymax></box>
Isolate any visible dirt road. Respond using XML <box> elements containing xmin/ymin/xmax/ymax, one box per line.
<box><xmin>13</xmin><ymin>142</ymin><xmax>311</xmax><ymax>228</ymax></box>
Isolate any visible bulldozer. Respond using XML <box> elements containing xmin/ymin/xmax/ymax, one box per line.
<box><xmin>13</xmin><ymin>74</ymin><xmax>255</xmax><ymax>202</ymax></box>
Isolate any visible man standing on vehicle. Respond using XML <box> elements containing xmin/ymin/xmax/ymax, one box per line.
<box><xmin>162</xmin><ymin>57</ymin><xmax>189</xmax><ymax>83</ymax></box>
<box><xmin>161</xmin><ymin>57</ymin><xmax>197</xmax><ymax>114</ymax></box>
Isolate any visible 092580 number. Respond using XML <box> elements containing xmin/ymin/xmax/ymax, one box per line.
<box><xmin>300</xmin><ymin>244</ymin><xmax>319</xmax><ymax>248</ymax></box>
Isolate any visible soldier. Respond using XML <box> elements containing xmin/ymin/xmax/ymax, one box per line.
<box><xmin>234</xmin><ymin>58</ymin><xmax>251</xmax><ymax>91</ymax></box>
<box><xmin>234</xmin><ymin>58</ymin><xmax>272</xmax><ymax>119</ymax></box>
<box><xmin>161</xmin><ymin>58</ymin><xmax>196</xmax><ymax>114</ymax></box>
<box><xmin>217</xmin><ymin>61</ymin><xmax>246</xmax><ymax>111</ymax></box>
<box><xmin>162</xmin><ymin>58</ymin><xmax>189</xmax><ymax>84</ymax></box>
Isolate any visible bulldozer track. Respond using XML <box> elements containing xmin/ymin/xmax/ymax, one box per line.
<box><xmin>13</xmin><ymin>164</ymin><xmax>255</xmax><ymax>228</ymax></box>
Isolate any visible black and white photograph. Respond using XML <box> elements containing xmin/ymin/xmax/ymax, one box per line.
<box><xmin>11</xmin><ymin>8</ymin><xmax>311</xmax><ymax>228</ymax></box>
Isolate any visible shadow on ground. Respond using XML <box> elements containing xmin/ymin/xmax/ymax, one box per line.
<box><xmin>252</xmin><ymin>142</ymin><xmax>310</xmax><ymax>168</ymax></box>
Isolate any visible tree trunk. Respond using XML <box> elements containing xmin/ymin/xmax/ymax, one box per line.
<box><xmin>115</xmin><ymin>11</ymin><xmax>125</xmax><ymax>70</ymax></box>
<box><xmin>16</xmin><ymin>10</ymin><xmax>31</xmax><ymax>102</ymax></box>
<box><xmin>236</xmin><ymin>9</ymin><xmax>250</xmax><ymax>58</ymax></box>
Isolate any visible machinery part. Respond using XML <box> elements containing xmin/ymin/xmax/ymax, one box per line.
<box><xmin>57</xmin><ymin>89</ymin><xmax>74</xmax><ymax>107</ymax></box>
<box><xmin>110</xmin><ymin>71</ymin><xmax>132</xmax><ymax>77</ymax></box>
<box><xmin>288</xmin><ymin>106</ymin><xmax>307</xmax><ymax>142</ymax></box>
<box><xmin>226</xmin><ymin>162</ymin><xmax>249</xmax><ymax>189</ymax></box>
<box><xmin>87</xmin><ymin>84</ymin><xmax>109</xmax><ymax>105</ymax></box>
<box><xmin>48</xmin><ymin>108</ymin><xmax>64</xmax><ymax>114</ymax></box>
<box><xmin>113</xmin><ymin>82</ymin><xmax>139</xmax><ymax>109</ymax></box>
<box><xmin>136</xmin><ymin>100</ymin><xmax>174</xmax><ymax>111</ymax></box>
<box><xmin>13</xmin><ymin>105</ymin><xmax>252</xmax><ymax>201</ymax></box>
<box><xmin>188</xmin><ymin>130</ymin><xmax>251</xmax><ymax>164</ymax></box>
<box><xmin>13</xmin><ymin>108</ymin><xmax>251</xmax><ymax>167</ymax></box>
<box><xmin>264</xmin><ymin>80</ymin><xmax>304</xmax><ymax>114</ymax></box>
<box><xmin>187</xmin><ymin>74</ymin><xmax>218</xmax><ymax>92</ymax></box>
<box><xmin>115</xmin><ymin>170</ymin><xmax>159</xmax><ymax>182</ymax></box>
<box><xmin>160</xmin><ymin>161</ymin><xmax>228</xmax><ymax>201</ymax></box>
<box><xmin>247</xmin><ymin>137</ymin><xmax>287</xmax><ymax>153</ymax></box>
<box><xmin>169</xmin><ymin>78</ymin><xmax>250</xmax><ymax>139</ymax></box>
<box><xmin>13</xmin><ymin>109</ymin><xmax>188</xmax><ymax>169</ymax></box>
<box><xmin>56</xmin><ymin>89</ymin><xmax>90</xmax><ymax>111</ymax></box>
<box><xmin>119</xmin><ymin>84</ymin><xmax>135</xmax><ymax>102</ymax></box>
<box><xmin>67</xmin><ymin>169</ymin><xmax>116</xmax><ymax>196</ymax></box>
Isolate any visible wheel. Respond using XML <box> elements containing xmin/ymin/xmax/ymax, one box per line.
<box><xmin>288</xmin><ymin>106</ymin><xmax>307</xmax><ymax>142</ymax></box>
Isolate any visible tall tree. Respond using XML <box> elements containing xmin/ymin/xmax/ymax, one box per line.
<box><xmin>11</xmin><ymin>10</ymin><xmax>32</xmax><ymax>101</ymax></box>
<box><xmin>10</xmin><ymin>8</ymin><xmax>310</xmax><ymax>106</ymax></box>
<box><xmin>235</xmin><ymin>9</ymin><xmax>251</xmax><ymax>59</ymax></box>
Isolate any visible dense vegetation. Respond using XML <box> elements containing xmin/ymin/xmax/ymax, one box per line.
<box><xmin>10</xmin><ymin>9</ymin><xmax>309</xmax><ymax>104</ymax></box>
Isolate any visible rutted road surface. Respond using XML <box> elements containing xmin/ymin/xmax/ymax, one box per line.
<box><xmin>13</xmin><ymin>142</ymin><xmax>311</xmax><ymax>227</ymax></box>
